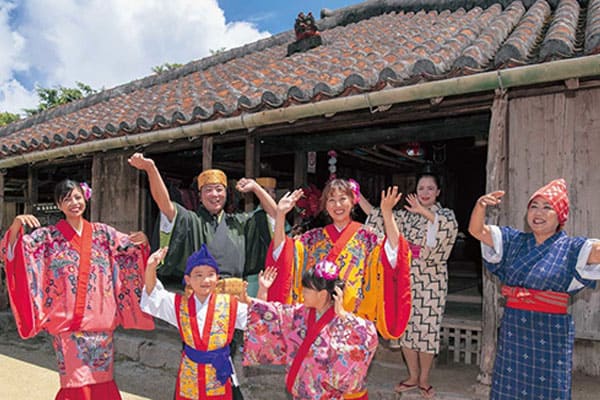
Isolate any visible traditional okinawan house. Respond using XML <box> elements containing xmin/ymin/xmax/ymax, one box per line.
<box><xmin>1</xmin><ymin>0</ymin><xmax>600</xmax><ymax>381</ymax></box>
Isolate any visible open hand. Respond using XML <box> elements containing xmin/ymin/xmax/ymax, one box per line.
<box><xmin>404</xmin><ymin>193</ymin><xmax>427</xmax><ymax>215</ymax></box>
<box><xmin>380</xmin><ymin>186</ymin><xmax>402</xmax><ymax>213</ymax></box>
<box><xmin>277</xmin><ymin>189</ymin><xmax>304</xmax><ymax>215</ymax></box>
<box><xmin>147</xmin><ymin>247</ymin><xmax>168</xmax><ymax>269</ymax></box>
<box><xmin>258</xmin><ymin>266</ymin><xmax>278</xmax><ymax>290</ymax></box>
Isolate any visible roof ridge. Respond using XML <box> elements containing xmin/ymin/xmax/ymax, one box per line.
<box><xmin>318</xmin><ymin>0</ymin><xmax>566</xmax><ymax>30</ymax></box>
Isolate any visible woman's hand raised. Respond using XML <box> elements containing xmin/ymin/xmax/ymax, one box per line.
<box><xmin>277</xmin><ymin>189</ymin><xmax>304</xmax><ymax>215</ymax></box>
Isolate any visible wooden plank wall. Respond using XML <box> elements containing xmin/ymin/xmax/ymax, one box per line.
<box><xmin>507</xmin><ymin>87</ymin><xmax>600</xmax><ymax>374</ymax></box>
<box><xmin>90</xmin><ymin>152</ymin><xmax>144</xmax><ymax>233</ymax></box>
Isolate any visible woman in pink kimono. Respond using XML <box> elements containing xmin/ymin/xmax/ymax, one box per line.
<box><xmin>2</xmin><ymin>179</ymin><xmax>154</xmax><ymax>400</ymax></box>
<box><xmin>242</xmin><ymin>260</ymin><xmax>378</xmax><ymax>400</ymax></box>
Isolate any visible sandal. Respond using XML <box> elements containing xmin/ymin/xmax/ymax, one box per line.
<box><xmin>394</xmin><ymin>381</ymin><xmax>418</xmax><ymax>393</ymax></box>
<box><xmin>419</xmin><ymin>385</ymin><xmax>435</xmax><ymax>399</ymax></box>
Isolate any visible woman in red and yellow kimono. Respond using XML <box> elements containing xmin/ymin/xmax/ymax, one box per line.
<box><xmin>267</xmin><ymin>179</ymin><xmax>412</xmax><ymax>345</ymax></box>
<box><xmin>2</xmin><ymin>179</ymin><xmax>154</xmax><ymax>400</ymax></box>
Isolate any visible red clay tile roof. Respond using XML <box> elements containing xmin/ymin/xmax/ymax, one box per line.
<box><xmin>1</xmin><ymin>0</ymin><xmax>600</xmax><ymax>159</ymax></box>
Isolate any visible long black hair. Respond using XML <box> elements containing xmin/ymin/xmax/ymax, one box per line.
<box><xmin>301</xmin><ymin>267</ymin><xmax>345</xmax><ymax>299</ymax></box>
<box><xmin>54</xmin><ymin>179</ymin><xmax>85</xmax><ymax>205</ymax></box>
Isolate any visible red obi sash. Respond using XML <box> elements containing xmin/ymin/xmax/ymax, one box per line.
<box><xmin>501</xmin><ymin>285</ymin><xmax>569</xmax><ymax>314</ymax></box>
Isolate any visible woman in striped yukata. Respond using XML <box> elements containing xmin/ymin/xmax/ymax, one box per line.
<box><xmin>468</xmin><ymin>178</ymin><xmax>600</xmax><ymax>400</ymax></box>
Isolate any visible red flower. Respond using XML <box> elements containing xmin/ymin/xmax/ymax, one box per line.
<box><xmin>295</xmin><ymin>184</ymin><xmax>322</xmax><ymax>220</ymax></box>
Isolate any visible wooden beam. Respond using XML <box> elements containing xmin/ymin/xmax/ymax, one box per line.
<box><xmin>340</xmin><ymin>150</ymin><xmax>400</xmax><ymax>169</ymax></box>
<box><xmin>245</xmin><ymin>136</ymin><xmax>257</xmax><ymax>211</ymax></box>
<box><xmin>202</xmin><ymin>136</ymin><xmax>213</xmax><ymax>170</ymax></box>
<box><xmin>25</xmin><ymin>167</ymin><xmax>38</xmax><ymax>214</ymax></box>
<box><xmin>357</xmin><ymin>146</ymin><xmax>416</xmax><ymax>167</ymax></box>
<box><xmin>479</xmin><ymin>90</ymin><xmax>509</xmax><ymax>386</ymax></box>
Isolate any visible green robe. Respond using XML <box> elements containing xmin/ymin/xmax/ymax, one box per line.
<box><xmin>244</xmin><ymin>207</ymin><xmax>292</xmax><ymax>277</ymax></box>
<box><xmin>154</xmin><ymin>203</ymin><xmax>254</xmax><ymax>279</ymax></box>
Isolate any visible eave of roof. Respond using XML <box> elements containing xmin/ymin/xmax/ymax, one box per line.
<box><xmin>1</xmin><ymin>52</ymin><xmax>598</xmax><ymax>169</ymax></box>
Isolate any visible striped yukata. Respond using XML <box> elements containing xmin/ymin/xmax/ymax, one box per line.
<box><xmin>482</xmin><ymin>226</ymin><xmax>600</xmax><ymax>400</ymax></box>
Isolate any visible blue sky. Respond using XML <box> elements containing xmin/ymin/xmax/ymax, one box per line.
<box><xmin>0</xmin><ymin>0</ymin><xmax>360</xmax><ymax>115</ymax></box>
<box><xmin>220</xmin><ymin>1</ymin><xmax>359</xmax><ymax>34</ymax></box>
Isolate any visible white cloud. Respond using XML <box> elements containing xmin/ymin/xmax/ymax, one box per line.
<box><xmin>0</xmin><ymin>0</ymin><xmax>271</xmax><ymax>115</ymax></box>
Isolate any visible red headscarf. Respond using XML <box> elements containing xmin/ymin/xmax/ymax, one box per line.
<box><xmin>528</xmin><ymin>178</ymin><xmax>569</xmax><ymax>226</ymax></box>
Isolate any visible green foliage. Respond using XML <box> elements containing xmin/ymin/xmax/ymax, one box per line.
<box><xmin>209</xmin><ymin>47</ymin><xmax>227</xmax><ymax>55</ymax></box>
<box><xmin>0</xmin><ymin>111</ymin><xmax>21</xmax><ymax>127</ymax></box>
<box><xmin>152</xmin><ymin>63</ymin><xmax>184</xmax><ymax>74</ymax></box>
<box><xmin>24</xmin><ymin>82</ymin><xmax>97</xmax><ymax>116</ymax></box>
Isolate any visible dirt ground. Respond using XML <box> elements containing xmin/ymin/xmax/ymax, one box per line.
<box><xmin>1</xmin><ymin>314</ymin><xmax>600</xmax><ymax>400</ymax></box>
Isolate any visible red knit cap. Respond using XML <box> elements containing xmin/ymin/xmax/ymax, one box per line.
<box><xmin>528</xmin><ymin>178</ymin><xmax>569</xmax><ymax>226</ymax></box>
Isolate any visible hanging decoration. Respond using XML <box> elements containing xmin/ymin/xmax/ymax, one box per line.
<box><xmin>327</xmin><ymin>150</ymin><xmax>337</xmax><ymax>181</ymax></box>
<box><xmin>399</xmin><ymin>142</ymin><xmax>424</xmax><ymax>158</ymax></box>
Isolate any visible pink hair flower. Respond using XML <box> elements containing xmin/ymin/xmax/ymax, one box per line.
<box><xmin>79</xmin><ymin>182</ymin><xmax>92</xmax><ymax>201</ymax></box>
<box><xmin>314</xmin><ymin>260</ymin><xmax>339</xmax><ymax>280</ymax></box>
<box><xmin>347</xmin><ymin>179</ymin><xmax>360</xmax><ymax>204</ymax></box>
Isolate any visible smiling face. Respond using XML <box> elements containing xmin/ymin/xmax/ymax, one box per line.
<box><xmin>527</xmin><ymin>196</ymin><xmax>560</xmax><ymax>242</ymax></box>
<box><xmin>325</xmin><ymin>188</ymin><xmax>353</xmax><ymax>227</ymax></box>
<box><xmin>200</xmin><ymin>183</ymin><xmax>227</xmax><ymax>215</ymax></box>
<box><xmin>184</xmin><ymin>265</ymin><xmax>218</xmax><ymax>301</ymax></box>
<box><xmin>57</xmin><ymin>187</ymin><xmax>86</xmax><ymax>219</ymax></box>
<box><xmin>416</xmin><ymin>176</ymin><xmax>440</xmax><ymax>208</ymax></box>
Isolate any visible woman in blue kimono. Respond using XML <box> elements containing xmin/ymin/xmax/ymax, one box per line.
<box><xmin>468</xmin><ymin>178</ymin><xmax>600</xmax><ymax>400</ymax></box>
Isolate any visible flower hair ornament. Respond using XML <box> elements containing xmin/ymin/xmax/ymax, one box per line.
<box><xmin>347</xmin><ymin>179</ymin><xmax>360</xmax><ymax>205</ymax></box>
<box><xmin>314</xmin><ymin>260</ymin><xmax>340</xmax><ymax>281</ymax></box>
<box><xmin>79</xmin><ymin>182</ymin><xmax>92</xmax><ymax>201</ymax></box>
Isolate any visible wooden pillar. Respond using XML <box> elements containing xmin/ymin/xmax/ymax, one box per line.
<box><xmin>293</xmin><ymin>151</ymin><xmax>307</xmax><ymax>225</ymax></box>
<box><xmin>25</xmin><ymin>166</ymin><xmax>38</xmax><ymax>214</ymax></box>
<box><xmin>478</xmin><ymin>89</ymin><xmax>509</xmax><ymax>386</ymax></box>
<box><xmin>202</xmin><ymin>136</ymin><xmax>213</xmax><ymax>170</ymax></box>
<box><xmin>91</xmin><ymin>153</ymin><xmax>143</xmax><ymax>232</ymax></box>
<box><xmin>244</xmin><ymin>136</ymin><xmax>260</xmax><ymax>211</ymax></box>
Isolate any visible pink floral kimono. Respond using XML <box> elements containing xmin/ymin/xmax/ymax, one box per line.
<box><xmin>2</xmin><ymin>219</ymin><xmax>154</xmax><ymax>400</ymax></box>
<box><xmin>243</xmin><ymin>299</ymin><xmax>378</xmax><ymax>400</ymax></box>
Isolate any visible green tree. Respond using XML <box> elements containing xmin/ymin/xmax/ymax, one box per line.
<box><xmin>152</xmin><ymin>63</ymin><xmax>183</xmax><ymax>74</ymax></box>
<box><xmin>24</xmin><ymin>82</ymin><xmax>97</xmax><ymax>116</ymax></box>
<box><xmin>209</xmin><ymin>47</ymin><xmax>227</xmax><ymax>55</ymax></box>
<box><xmin>0</xmin><ymin>111</ymin><xmax>20</xmax><ymax>127</ymax></box>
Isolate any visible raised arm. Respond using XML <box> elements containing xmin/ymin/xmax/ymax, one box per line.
<box><xmin>380</xmin><ymin>186</ymin><xmax>402</xmax><ymax>248</ymax></box>
<box><xmin>128</xmin><ymin>153</ymin><xmax>176</xmax><ymax>221</ymax></box>
<box><xmin>468</xmin><ymin>190</ymin><xmax>505</xmax><ymax>247</ymax></box>
<box><xmin>144</xmin><ymin>247</ymin><xmax>169</xmax><ymax>295</ymax></box>
<box><xmin>236</xmin><ymin>178</ymin><xmax>277</xmax><ymax>218</ymax></box>
<box><xmin>256</xmin><ymin>266</ymin><xmax>278</xmax><ymax>301</ymax></box>
<box><xmin>588</xmin><ymin>242</ymin><xmax>600</xmax><ymax>265</ymax></box>
<box><xmin>358</xmin><ymin>193</ymin><xmax>374</xmax><ymax>215</ymax></box>
<box><xmin>273</xmin><ymin>189</ymin><xmax>304</xmax><ymax>250</ymax></box>
<box><xmin>6</xmin><ymin>214</ymin><xmax>41</xmax><ymax>246</ymax></box>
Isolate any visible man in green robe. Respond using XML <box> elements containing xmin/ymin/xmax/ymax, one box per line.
<box><xmin>128</xmin><ymin>153</ymin><xmax>277</xmax><ymax>281</ymax></box>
